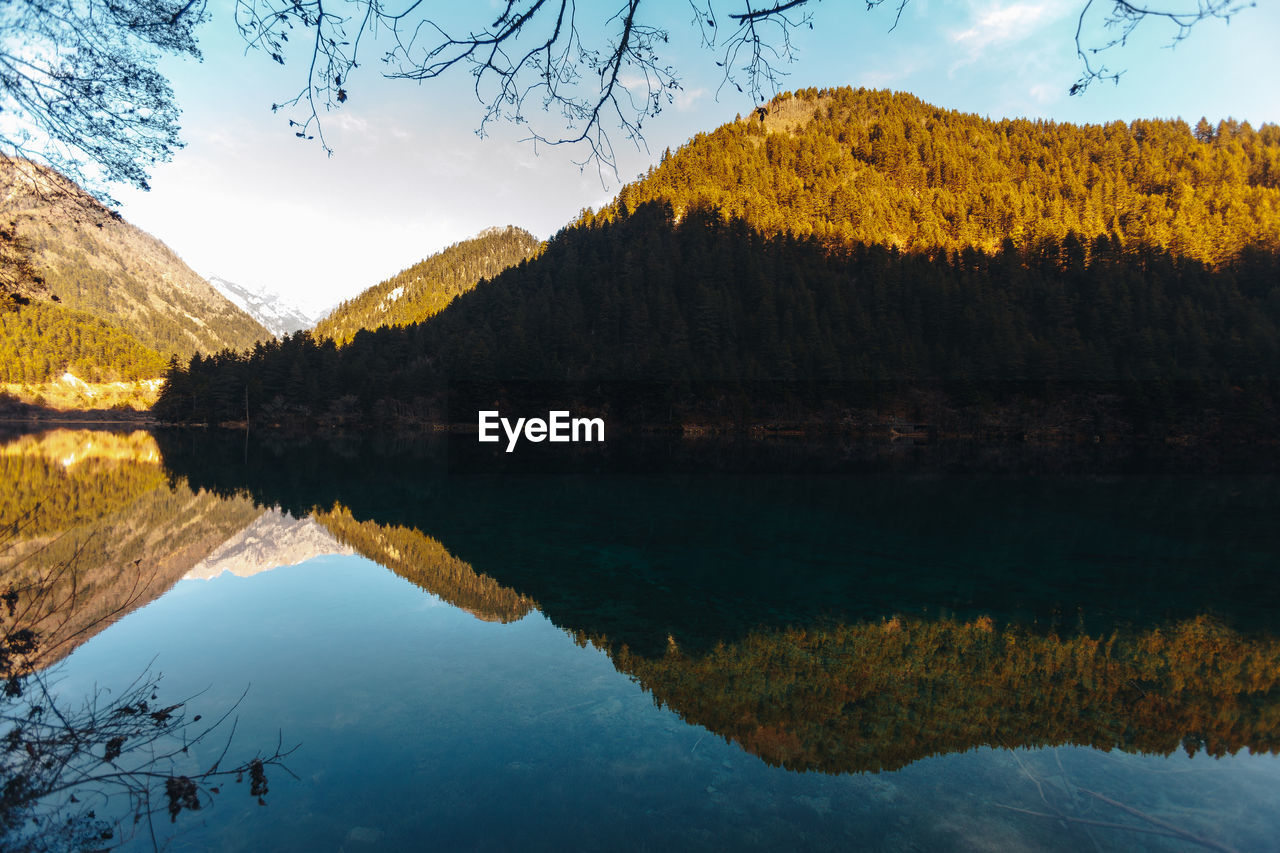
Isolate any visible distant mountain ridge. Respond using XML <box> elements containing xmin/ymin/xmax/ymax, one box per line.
<box><xmin>208</xmin><ymin>275</ymin><xmax>316</xmax><ymax>337</ymax></box>
<box><xmin>314</xmin><ymin>225</ymin><xmax>541</xmax><ymax>345</ymax></box>
<box><xmin>0</xmin><ymin>157</ymin><xmax>270</xmax><ymax>359</ymax></box>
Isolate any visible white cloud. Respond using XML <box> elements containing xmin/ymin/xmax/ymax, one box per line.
<box><xmin>331</xmin><ymin>112</ymin><xmax>371</xmax><ymax>136</ymax></box>
<box><xmin>674</xmin><ymin>87</ymin><xmax>707</xmax><ymax>112</ymax></box>
<box><xmin>617</xmin><ymin>72</ymin><xmax>651</xmax><ymax>94</ymax></box>
<box><xmin>1029</xmin><ymin>82</ymin><xmax>1059</xmax><ymax>104</ymax></box>
<box><xmin>950</xmin><ymin>0</ymin><xmax>1071</xmax><ymax>56</ymax></box>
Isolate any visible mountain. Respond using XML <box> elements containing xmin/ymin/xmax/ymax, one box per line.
<box><xmin>313</xmin><ymin>506</ymin><xmax>535</xmax><ymax>623</ymax></box>
<box><xmin>313</xmin><ymin>225</ymin><xmax>541</xmax><ymax>345</ymax></box>
<box><xmin>0</xmin><ymin>157</ymin><xmax>270</xmax><ymax>359</ymax></box>
<box><xmin>184</xmin><ymin>507</ymin><xmax>353</xmax><ymax>580</ymax></box>
<box><xmin>208</xmin><ymin>275</ymin><xmax>316</xmax><ymax>338</ymax></box>
<box><xmin>0</xmin><ymin>430</ymin><xmax>262</xmax><ymax>670</ymax></box>
<box><xmin>1</xmin><ymin>299</ymin><xmax>168</xmax><ymax>383</ymax></box>
<box><xmin>2</xmin><ymin>204</ymin><xmax>168</xmax><ymax>385</ymax></box>
<box><xmin>594</xmin><ymin>87</ymin><xmax>1280</xmax><ymax>263</ymax></box>
<box><xmin>154</xmin><ymin>89</ymin><xmax>1280</xmax><ymax>432</ymax></box>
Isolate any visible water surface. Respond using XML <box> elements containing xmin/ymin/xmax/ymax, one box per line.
<box><xmin>4</xmin><ymin>429</ymin><xmax>1278</xmax><ymax>850</ymax></box>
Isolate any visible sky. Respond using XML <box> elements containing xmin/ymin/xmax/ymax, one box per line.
<box><xmin>111</xmin><ymin>0</ymin><xmax>1280</xmax><ymax>317</ymax></box>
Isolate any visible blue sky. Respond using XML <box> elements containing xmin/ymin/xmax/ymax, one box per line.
<box><xmin>113</xmin><ymin>0</ymin><xmax>1280</xmax><ymax>315</ymax></box>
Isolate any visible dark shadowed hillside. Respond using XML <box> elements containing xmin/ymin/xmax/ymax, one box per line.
<box><xmin>156</xmin><ymin>207</ymin><xmax>1279</xmax><ymax>431</ymax></box>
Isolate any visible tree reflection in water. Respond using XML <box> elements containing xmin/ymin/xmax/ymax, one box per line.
<box><xmin>0</xmin><ymin>430</ymin><xmax>295</xmax><ymax>851</ymax></box>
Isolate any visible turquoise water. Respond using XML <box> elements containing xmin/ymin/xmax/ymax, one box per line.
<box><xmin>55</xmin><ymin>557</ymin><xmax>1280</xmax><ymax>851</ymax></box>
<box><xmin>8</xmin><ymin>431</ymin><xmax>1280</xmax><ymax>850</ymax></box>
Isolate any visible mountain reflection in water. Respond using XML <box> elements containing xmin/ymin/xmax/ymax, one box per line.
<box><xmin>0</xmin><ymin>429</ymin><xmax>261</xmax><ymax>667</ymax></box>
<box><xmin>6</xmin><ymin>428</ymin><xmax>1279</xmax><ymax>850</ymax></box>
<box><xmin>151</xmin><ymin>429</ymin><xmax>1280</xmax><ymax>776</ymax></box>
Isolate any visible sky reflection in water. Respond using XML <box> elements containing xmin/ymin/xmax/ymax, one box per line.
<box><xmin>13</xmin><ymin>431</ymin><xmax>1280</xmax><ymax>850</ymax></box>
<box><xmin>57</xmin><ymin>557</ymin><xmax>1280</xmax><ymax>852</ymax></box>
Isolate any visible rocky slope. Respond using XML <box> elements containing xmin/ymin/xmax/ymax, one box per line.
<box><xmin>0</xmin><ymin>157</ymin><xmax>270</xmax><ymax>358</ymax></box>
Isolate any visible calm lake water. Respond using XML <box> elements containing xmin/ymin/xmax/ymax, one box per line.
<box><xmin>4</xmin><ymin>428</ymin><xmax>1279</xmax><ymax>851</ymax></box>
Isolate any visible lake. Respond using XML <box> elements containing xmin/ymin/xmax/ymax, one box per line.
<box><xmin>3</xmin><ymin>428</ymin><xmax>1278</xmax><ymax>851</ymax></box>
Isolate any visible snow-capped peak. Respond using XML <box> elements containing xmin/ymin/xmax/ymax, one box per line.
<box><xmin>207</xmin><ymin>275</ymin><xmax>317</xmax><ymax>337</ymax></box>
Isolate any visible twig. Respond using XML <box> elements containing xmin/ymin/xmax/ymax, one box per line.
<box><xmin>994</xmin><ymin>802</ymin><xmax>1200</xmax><ymax>842</ymax></box>
<box><xmin>1079</xmin><ymin>788</ymin><xmax>1240</xmax><ymax>853</ymax></box>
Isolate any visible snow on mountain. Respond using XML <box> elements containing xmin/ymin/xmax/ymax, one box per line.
<box><xmin>207</xmin><ymin>275</ymin><xmax>316</xmax><ymax>337</ymax></box>
<box><xmin>184</xmin><ymin>508</ymin><xmax>355</xmax><ymax>580</ymax></box>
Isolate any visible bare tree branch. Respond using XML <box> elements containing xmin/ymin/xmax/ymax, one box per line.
<box><xmin>237</xmin><ymin>0</ymin><xmax>1250</xmax><ymax>181</ymax></box>
<box><xmin>1070</xmin><ymin>0</ymin><xmax>1255</xmax><ymax>94</ymax></box>
<box><xmin>0</xmin><ymin>0</ymin><xmax>1258</xmax><ymax>196</ymax></box>
<box><xmin>0</xmin><ymin>0</ymin><xmax>209</xmax><ymax>203</ymax></box>
<box><xmin>1</xmin><ymin>506</ymin><xmax>297</xmax><ymax>851</ymax></box>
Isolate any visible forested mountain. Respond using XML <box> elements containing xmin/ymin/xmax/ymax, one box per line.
<box><xmin>594</xmin><ymin>88</ymin><xmax>1280</xmax><ymax>262</ymax></box>
<box><xmin>2</xmin><ymin>215</ymin><xmax>167</xmax><ymax>385</ymax></box>
<box><xmin>0</xmin><ymin>158</ymin><xmax>269</xmax><ymax>359</ymax></box>
<box><xmin>0</xmin><ymin>300</ymin><xmax>168</xmax><ymax>383</ymax></box>
<box><xmin>209</xmin><ymin>275</ymin><xmax>316</xmax><ymax>338</ymax></box>
<box><xmin>155</xmin><ymin>90</ymin><xmax>1280</xmax><ymax>431</ymax></box>
<box><xmin>0</xmin><ymin>430</ymin><xmax>261</xmax><ymax>669</ymax></box>
<box><xmin>314</xmin><ymin>506</ymin><xmax>535</xmax><ymax>623</ymax></box>
<box><xmin>157</xmin><ymin>208</ymin><xmax>1279</xmax><ymax>429</ymax></box>
<box><xmin>314</xmin><ymin>226</ymin><xmax>541</xmax><ymax>344</ymax></box>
